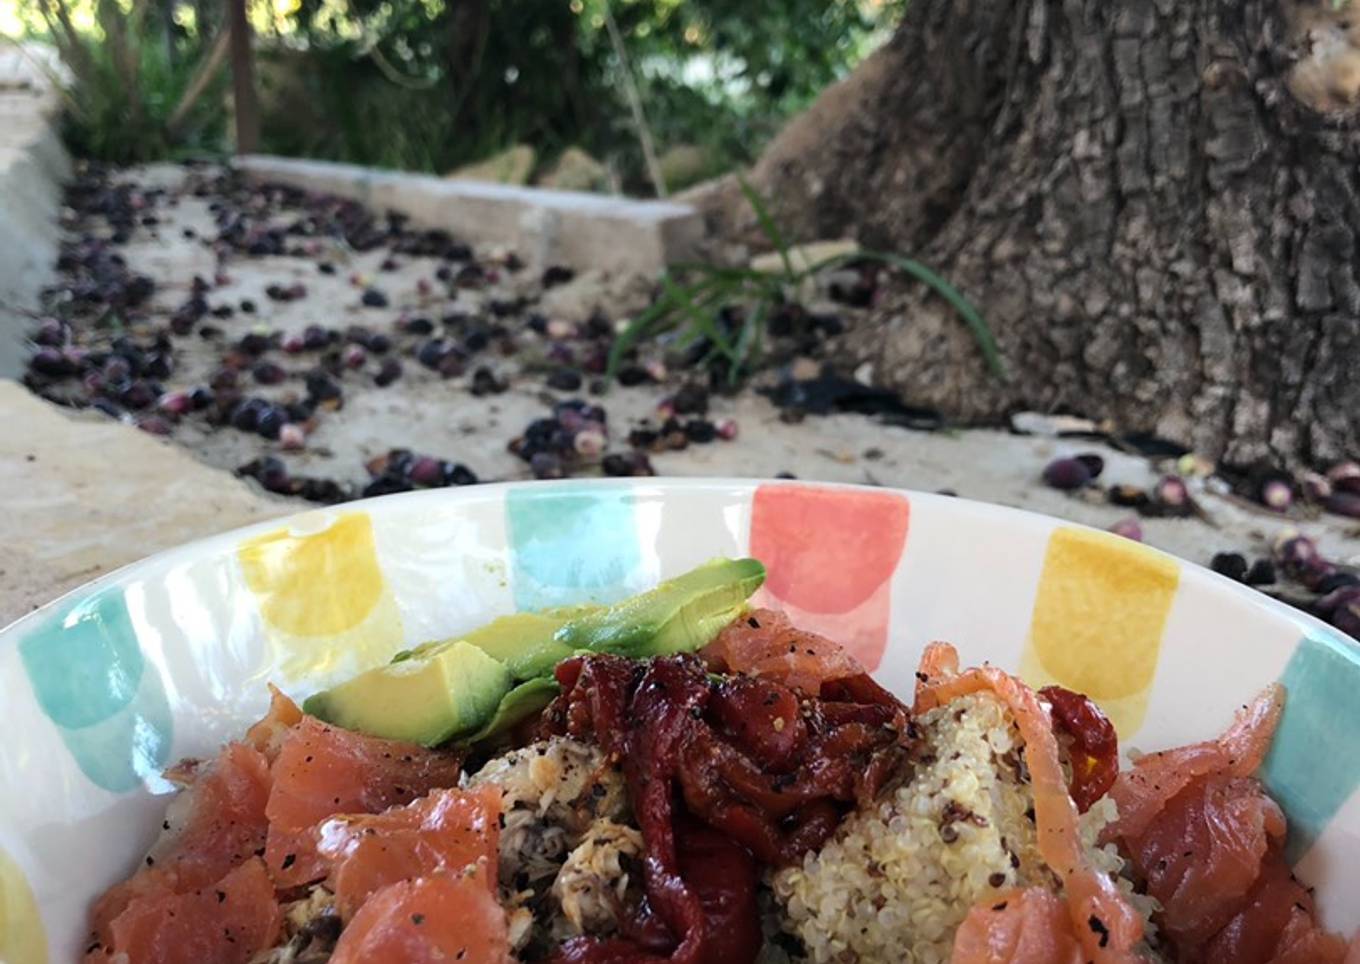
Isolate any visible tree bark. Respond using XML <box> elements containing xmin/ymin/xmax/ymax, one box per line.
<box><xmin>227</xmin><ymin>0</ymin><xmax>260</xmax><ymax>154</ymax></box>
<box><xmin>699</xmin><ymin>0</ymin><xmax>1360</xmax><ymax>468</ymax></box>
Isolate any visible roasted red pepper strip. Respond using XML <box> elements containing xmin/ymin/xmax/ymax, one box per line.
<box><xmin>543</xmin><ymin>654</ymin><xmax>912</xmax><ymax>963</ymax></box>
<box><xmin>1040</xmin><ymin>685</ymin><xmax>1119</xmax><ymax>812</ymax></box>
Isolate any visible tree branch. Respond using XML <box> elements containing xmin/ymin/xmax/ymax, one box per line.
<box><xmin>166</xmin><ymin>26</ymin><xmax>231</xmax><ymax>134</ymax></box>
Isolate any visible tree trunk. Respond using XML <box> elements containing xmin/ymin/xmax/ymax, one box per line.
<box><xmin>697</xmin><ymin>0</ymin><xmax>1360</xmax><ymax>468</ymax></box>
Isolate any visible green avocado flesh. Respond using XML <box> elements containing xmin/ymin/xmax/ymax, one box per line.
<box><xmin>397</xmin><ymin>605</ymin><xmax>598</xmax><ymax>682</ymax></box>
<box><xmin>555</xmin><ymin>557</ymin><xmax>766</xmax><ymax>657</ymax></box>
<box><xmin>305</xmin><ymin>557</ymin><xmax>765</xmax><ymax>746</ymax></box>
<box><xmin>303</xmin><ymin>640</ymin><xmax>511</xmax><ymax>746</ymax></box>
<box><xmin>463</xmin><ymin>677</ymin><xmax>562</xmax><ymax>744</ymax></box>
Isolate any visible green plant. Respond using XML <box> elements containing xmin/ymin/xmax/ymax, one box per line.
<box><xmin>23</xmin><ymin>0</ymin><xmax>230</xmax><ymax>164</ymax></box>
<box><xmin>607</xmin><ymin>176</ymin><xmax>1003</xmax><ymax>385</ymax></box>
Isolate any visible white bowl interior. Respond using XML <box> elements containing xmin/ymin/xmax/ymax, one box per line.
<box><xmin>2</xmin><ymin>479</ymin><xmax>1357</xmax><ymax>961</ymax></box>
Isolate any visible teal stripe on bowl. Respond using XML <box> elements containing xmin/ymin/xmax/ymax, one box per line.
<box><xmin>18</xmin><ymin>588</ymin><xmax>174</xmax><ymax>792</ymax></box>
<box><xmin>1262</xmin><ymin>629</ymin><xmax>1360</xmax><ymax>863</ymax></box>
<box><xmin>506</xmin><ymin>485</ymin><xmax>643</xmax><ymax>611</ymax></box>
<box><xmin>60</xmin><ymin>664</ymin><xmax>174</xmax><ymax>792</ymax></box>
<box><xmin>19</xmin><ymin>591</ymin><xmax>144</xmax><ymax>729</ymax></box>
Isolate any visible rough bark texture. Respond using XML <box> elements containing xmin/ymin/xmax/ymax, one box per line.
<box><xmin>697</xmin><ymin>0</ymin><xmax>1360</xmax><ymax>468</ymax></box>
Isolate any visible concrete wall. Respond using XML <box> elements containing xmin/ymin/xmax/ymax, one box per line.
<box><xmin>0</xmin><ymin>47</ymin><xmax>70</xmax><ymax>379</ymax></box>
<box><xmin>236</xmin><ymin>155</ymin><xmax>703</xmax><ymax>276</ymax></box>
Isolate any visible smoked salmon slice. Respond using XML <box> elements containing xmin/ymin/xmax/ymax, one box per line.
<box><xmin>90</xmin><ymin>742</ymin><xmax>272</xmax><ymax>940</ymax></box>
<box><xmin>1200</xmin><ymin>854</ymin><xmax>1347</xmax><ymax>964</ymax></box>
<box><xmin>914</xmin><ymin>642</ymin><xmax>1144</xmax><ymax>963</ymax></box>
<box><xmin>1104</xmin><ymin>685</ymin><xmax>1283</xmax><ymax>844</ymax></box>
<box><xmin>264</xmin><ymin>716</ymin><xmax>465</xmax><ymax>886</ymax></box>
<box><xmin>87</xmin><ymin>858</ymin><xmax>281</xmax><ymax>964</ymax></box>
<box><xmin>1102</xmin><ymin>684</ymin><xmax>1349</xmax><ymax>962</ymax></box>
<box><xmin>703</xmin><ymin>608</ymin><xmax>865</xmax><ymax>694</ymax></box>
<box><xmin>316</xmin><ymin>785</ymin><xmax>502</xmax><ymax>921</ymax></box>
<box><xmin>244</xmin><ymin>684</ymin><xmax>304</xmax><ymax>762</ymax></box>
<box><xmin>328</xmin><ymin>872</ymin><xmax>512</xmax><ymax>964</ymax></box>
<box><xmin>950</xmin><ymin>888</ymin><xmax>1086</xmax><ymax>964</ymax></box>
<box><xmin>1121</xmin><ymin>774</ymin><xmax>1286</xmax><ymax>948</ymax></box>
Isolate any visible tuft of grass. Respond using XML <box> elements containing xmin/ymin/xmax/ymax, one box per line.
<box><xmin>607</xmin><ymin>178</ymin><xmax>1004</xmax><ymax>385</ymax></box>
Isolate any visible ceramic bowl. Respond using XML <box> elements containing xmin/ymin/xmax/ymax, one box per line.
<box><xmin>3</xmin><ymin>479</ymin><xmax>1358</xmax><ymax>961</ymax></box>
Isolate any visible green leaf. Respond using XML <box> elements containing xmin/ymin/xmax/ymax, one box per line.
<box><xmin>661</xmin><ymin>273</ymin><xmax>739</xmax><ymax>365</ymax></box>
<box><xmin>737</xmin><ymin>174</ymin><xmax>795</xmax><ymax>282</ymax></box>
<box><xmin>606</xmin><ymin>290</ymin><xmax>680</xmax><ymax>379</ymax></box>
<box><xmin>810</xmin><ymin>251</ymin><xmax>1006</xmax><ymax>380</ymax></box>
<box><xmin>730</xmin><ymin>299</ymin><xmax>767</xmax><ymax>385</ymax></box>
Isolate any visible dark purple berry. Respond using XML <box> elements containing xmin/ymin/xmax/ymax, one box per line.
<box><xmin>547</xmin><ymin>369</ymin><xmax>583</xmax><ymax>392</ymax></box>
<box><xmin>1300</xmin><ymin>557</ymin><xmax>1339</xmax><ymax>592</ymax></box>
<box><xmin>471</xmin><ymin>366</ymin><xmax>506</xmax><ymax>396</ymax></box>
<box><xmin>443</xmin><ymin>463</ymin><xmax>478</xmax><ymax>486</ymax></box>
<box><xmin>120</xmin><ymin>381</ymin><xmax>156</xmax><ymax>410</ymax></box>
<box><xmin>1316</xmin><ymin>572</ymin><xmax>1360</xmax><ymax>597</ymax></box>
<box><xmin>253</xmin><ymin>361</ymin><xmax>287</xmax><ymax>385</ymax></box>
<box><xmin>29</xmin><ymin>347</ymin><xmax>72</xmax><ymax>376</ymax></box>
<box><xmin>256</xmin><ymin>406</ymin><xmax>287</xmax><ymax>440</ymax></box>
<box><xmin>231</xmin><ymin>397</ymin><xmax>267</xmax><ymax>431</ymax></box>
<box><xmin>375</xmin><ymin>358</ymin><xmax>403</xmax><ymax>387</ymax></box>
<box><xmin>1042</xmin><ymin>457</ymin><xmax>1092</xmax><ymax>491</ymax></box>
<box><xmin>1210</xmin><ymin>552</ymin><xmax>1248</xmax><ymax>582</ymax></box>
<box><xmin>137</xmin><ymin>415</ymin><xmax>173</xmax><ymax>436</ymax></box>
<box><xmin>530</xmin><ymin>452</ymin><xmax>565</xmax><ymax>480</ymax></box>
<box><xmin>34</xmin><ymin>318</ymin><xmax>66</xmax><ymax>346</ymax></box>
<box><xmin>684</xmin><ymin>419</ymin><xmax>717</xmax><ymax>443</ymax></box>
<box><xmin>1325</xmin><ymin>492</ymin><xmax>1360</xmax><ymax>519</ymax></box>
<box><xmin>1327</xmin><ymin>461</ymin><xmax>1360</xmax><ymax>494</ymax></box>
<box><xmin>1244</xmin><ymin>559</ymin><xmax>1276</xmax><ymax>586</ymax></box>
<box><xmin>542</xmin><ymin>265</ymin><xmax>574</xmax><ymax>287</ymax></box>
<box><xmin>1275</xmin><ymin>535</ymin><xmax>1318</xmax><ymax>576</ymax></box>
<box><xmin>362</xmin><ymin>475</ymin><xmax>413</xmax><ymax>498</ymax></box>
<box><xmin>305</xmin><ymin>370</ymin><xmax>342</xmax><ymax>403</ymax></box>
<box><xmin>360</xmin><ymin>288</ymin><xmax>389</xmax><ymax>308</ymax></box>
<box><xmin>303</xmin><ymin>325</ymin><xmax>331</xmax><ymax>350</ymax></box>
<box><xmin>1073</xmin><ymin>453</ymin><xmax>1105</xmax><ymax>479</ymax></box>
<box><xmin>409</xmin><ymin>456</ymin><xmax>442</xmax><ymax>486</ymax></box>
<box><xmin>617</xmin><ymin>365</ymin><xmax>651</xmax><ymax>387</ymax></box>
<box><xmin>189</xmin><ymin>386</ymin><xmax>215</xmax><ymax>410</ymax></box>
<box><xmin>672</xmin><ymin>383</ymin><xmax>709</xmax><ymax>415</ymax></box>
<box><xmin>158</xmin><ymin>391</ymin><xmax>191</xmax><ymax>416</ymax></box>
<box><xmin>417</xmin><ymin>339</ymin><xmax>448</xmax><ymax>370</ymax></box>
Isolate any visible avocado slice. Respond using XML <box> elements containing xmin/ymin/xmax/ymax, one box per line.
<box><xmin>554</xmin><ymin>557</ymin><xmax>765</xmax><ymax>657</ymax></box>
<box><xmin>460</xmin><ymin>677</ymin><xmax>562</xmax><ymax>745</ymax></box>
<box><xmin>303</xmin><ymin>640</ymin><xmax>512</xmax><ymax>746</ymax></box>
<box><xmin>395</xmin><ymin>605</ymin><xmax>600</xmax><ymax>681</ymax></box>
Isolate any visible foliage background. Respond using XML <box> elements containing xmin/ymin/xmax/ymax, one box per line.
<box><xmin>7</xmin><ymin>0</ymin><xmax>898</xmax><ymax>190</ymax></box>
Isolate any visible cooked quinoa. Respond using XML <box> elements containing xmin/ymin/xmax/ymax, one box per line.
<box><xmin>771</xmin><ymin>692</ymin><xmax>1159</xmax><ymax>963</ymax></box>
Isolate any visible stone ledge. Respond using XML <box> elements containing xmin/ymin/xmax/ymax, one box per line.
<box><xmin>0</xmin><ymin>85</ymin><xmax>70</xmax><ymax>379</ymax></box>
<box><xmin>235</xmin><ymin>155</ymin><xmax>701</xmax><ymax>275</ymax></box>
<box><xmin>0</xmin><ymin>381</ymin><xmax>287</xmax><ymax>627</ymax></box>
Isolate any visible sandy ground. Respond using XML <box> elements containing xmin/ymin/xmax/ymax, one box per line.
<box><xmin>17</xmin><ymin>162</ymin><xmax>1360</xmax><ymax>603</ymax></box>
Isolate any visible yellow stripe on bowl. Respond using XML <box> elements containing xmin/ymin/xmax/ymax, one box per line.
<box><xmin>0</xmin><ymin>847</ymin><xmax>47</xmax><ymax>964</ymax></box>
<box><xmin>1020</xmin><ymin>527</ymin><xmax>1179</xmax><ymax>735</ymax></box>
